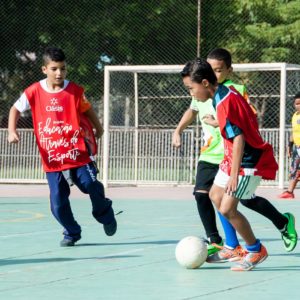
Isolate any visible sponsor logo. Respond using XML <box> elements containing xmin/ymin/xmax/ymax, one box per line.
<box><xmin>46</xmin><ymin>97</ymin><xmax>63</xmax><ymax>112</ymax></box>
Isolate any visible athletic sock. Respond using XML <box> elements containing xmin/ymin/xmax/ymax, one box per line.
<box><xmin>195</xmin><ymin>192</ymin><xmax>222</xmax><ymax>243</ymax></box>
<box><xmin>240</xmin><ymin>196</ymin><xmax>288</xmax><ymax>230</ymax></box>
<box><xmin>279</xmin><ymin>223</ymin><xmax>287</xmax><ymax>233</ymax></box>
<box><xmin>217</xmin><ymin>211</ymin><xmax>240</xmax><ymax>248</ymax></box>
<box><xmin>245</xmin><ymin>239</ymin><xmax>261</xmax><ymax>252</ymax></box>
<box><xmin>209</xmin><ymin>234</ymin><xmax>223</xmax><ymax>245</ymax></box>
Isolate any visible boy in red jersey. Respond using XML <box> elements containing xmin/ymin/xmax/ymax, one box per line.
<box><xmin>181</xmin><ymin>57</ymin><xmax>278</xmax><ymax>271</ymax></box>
<box><xmin>8</xmin><ymin>47</ymin><xmax>117</xmax><ymax>246</ymax></box>
<box><xmin>205</xmin><ymin>49</ymin><xmax>296</xmax><ymax>257</ymax></box>
<box><xmin>174</xmin><ymin>48</ymin><xmax>297</xmax><ymax>263</ymax></box>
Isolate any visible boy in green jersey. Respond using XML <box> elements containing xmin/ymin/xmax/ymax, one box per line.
<box><xmin>173</xmin><ymin>48</ymin><xmax>297</xmax><ymax>261</ymax></box>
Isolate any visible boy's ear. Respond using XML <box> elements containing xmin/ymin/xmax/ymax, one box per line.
<box><xmin>41</xmin><ymin>66</ymin><xmax>47</xmax><ymax>74</ymax></box>
<box><xmin>202</xmin><ymin>79</ymin><xmax>209</xmax><ymax>87</ymax></box>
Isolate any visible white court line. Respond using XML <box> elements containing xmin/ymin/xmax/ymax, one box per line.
<box><xmin>0</xmin><ymin>210</ymin><xmax>45</xmax><ymax>223</ymax></box>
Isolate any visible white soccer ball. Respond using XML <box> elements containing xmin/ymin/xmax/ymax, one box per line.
<box><xmin>175</xmin><ymin>236</ymin><xmax>208</xmax><ymax>269</ymax></box>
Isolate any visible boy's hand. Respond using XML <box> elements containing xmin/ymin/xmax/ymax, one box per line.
<box><xmin>172</xmin><ymin>131</ymin><xmax>181</xmax><ymax>148</ymax></box>
<box><xmin>202</xmin><ymin>114</ymin><xmax>219</xmax><ymax>127</ymax></box>
<box><xmin>225</xmin><ymin>176</ymin><xmax>238</xmax><ymax>196</ymax></box>
<box><xmin>8</xmin><ymin>131</ymin><xmax>20</xmax><ymax>143</ymax></box>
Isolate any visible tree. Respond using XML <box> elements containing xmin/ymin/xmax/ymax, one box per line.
<box><xmin>226</xmin><ymin>0</ymin><xmax>300</xmax><ymax>63</ymax></box>
<box><xmin>0</xmin><ymin>0</ymin><xmax>198</xmax><ymax>126</ymax></box>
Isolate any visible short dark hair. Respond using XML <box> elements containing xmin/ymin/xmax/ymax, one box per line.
<box><xmin>180</xmin><ymin>58</ymin><xmax>217</xmax><ymax>85</ymax></box>
<box><xmin>294</xmin><ymin>92</ymin><xmax>300</xmax><ymax>100</ymax></box>
<box><xmin>207</xmin><ymin>48</ymin><xmax>232</xmax><ymax>68</ymax></box>
<box><xmin>43</xmin><ymin>47</ymin><xmax>66</xmax><ymax>65</ymax></box>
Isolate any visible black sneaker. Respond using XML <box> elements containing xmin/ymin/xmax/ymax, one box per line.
<box><xmin>60</xmin><ymin>237</ymin><xmax>80</xmax><ymax>247</ymax></box>
<box><xmin>103</xmin><ymin>218</ymin><xmax>117</xmax><ymax>236</ymax></box>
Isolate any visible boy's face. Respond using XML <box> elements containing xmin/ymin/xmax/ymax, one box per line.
<box><xmin>183</xmin><ymin>76</ymin><xmax>211</xmax><ymax>102</ymax></box>
<box><xmin>294</xmin><ymin>98</ymin><xmax>300</xmax><ymax>112</ymax></box>
<box><xmin>207</xmin><ymin>58</ymin><xmax>232</xmax><ymax>84</ymax></box>
<box><xmin>42</xmin><ymin>60</ymin><xmax>67</xmax><ymax>87</ymax></box>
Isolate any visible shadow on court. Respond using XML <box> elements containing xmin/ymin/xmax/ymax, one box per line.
<box><xmin>0</xmin><ymin>255</ymin><xmax>141</xmax><ymax>267</ymax></box>
<box><xmin>76</xmin><ymin>240</ymin><xmax>178</xmax><ymax>247</ymax></box>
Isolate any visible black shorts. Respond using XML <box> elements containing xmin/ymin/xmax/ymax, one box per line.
<box><xmin>194</xmin><ymin>160</ymin><xmax>219</xmax><ymax>193</ymax></box>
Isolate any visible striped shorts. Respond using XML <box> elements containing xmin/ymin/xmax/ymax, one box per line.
<box><xmin>214</xmin><ymin>169</ymin><xmax>262</xmax><ymax>200</ymax></box>
<box><xmin>290</xmin><ymin>146</ymin><xmax>300</xmax><ymax>180</ymax></box>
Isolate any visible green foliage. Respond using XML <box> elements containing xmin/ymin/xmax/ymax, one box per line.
<box><xmin>0</xmin><ymin>0</ymin><xmax>197</xmax><ymax>111</ymax></box>
<box><xmin>219</xmin><ymin>0</ymin><xmax>300</xmax><ymax>63</ymax></box>
<box><xmin>1</xmin><ymin>0</ymin><xmax>299</xmax><ymax>126</ymax></box>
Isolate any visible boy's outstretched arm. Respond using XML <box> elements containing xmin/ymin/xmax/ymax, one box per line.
<box><xmin>172</xmin><ymin>108</ymin><xmax>197</xmax><ymax>148</ymax></box>
<box><xmin>83</xmin><ymin>107</ymin><xmax>103</xmax><ymax>139</ymax></box>
<box><xmin>8</xmin><ymin>106</ymin><xmax>21</xmax><ymax>143</ymax></box>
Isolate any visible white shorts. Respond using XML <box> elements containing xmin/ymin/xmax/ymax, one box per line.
<box><xmin>214</xmin><ymin>169</ymin><xmax>262</xmax><ymax>200</ymax></box>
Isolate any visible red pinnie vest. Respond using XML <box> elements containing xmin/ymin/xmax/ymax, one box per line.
<box><xmin>25</xmin><ymin>81</ymin><xmax>92</xmax><ymax>172</ymax></box>
<box><xmin>214</xmin><ymin>86</ymin><xmax>278</xmax><ymax>180</ymax></box>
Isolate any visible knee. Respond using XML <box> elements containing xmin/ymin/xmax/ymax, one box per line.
<box><xmin>194</xmin><ymin>191</ymin><xmax>210</xmax><ymax>203</ymax></box>
<box><xmin>50</xmin><ymin>199</ymin><xmax>65</xmax><ymax>216</ymax></box>
<box><xmin>86</xmin><ymin>179</ymin><xmax>104</xmax><ymax>194</ymax></box>
<box><xmin>218</xmin><ymin>207</ymin><xmax>230</xmax><ymax>218</ymax></box>
<box><xmin>50</xmin><ymin>190</ymin><xmax>67</xmax><ymax>205</ymax></box>
<box><xmin>218</xmin><ymin>206</ymin><xmax>236</xmax><ymax>219</ymax></box>
<box><xmin>49</xmin><ymin>190</ymin><xmax>69</xmax><ymax>211</ymax></box>
<box><xmin>208</xmin><ymin>190</ymin><xmax>221</xmax><ymax>210</ymax></box>
<box><xmin>51</xmin><ymin>189</ymin><xmax>62</xmax><ymax>199</ymax></box>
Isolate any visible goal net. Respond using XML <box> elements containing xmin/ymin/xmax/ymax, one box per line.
<box><xmin>2</xmin><ymin>63</ymin><xmax>299</xmax><ymax>185</ymax></box>
<box><xmin>102</xmin><ymin>63</ymin><xmax>300</xmax><ymax>188</ymax></box>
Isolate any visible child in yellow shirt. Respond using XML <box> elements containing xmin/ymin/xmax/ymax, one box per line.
<box><xmin>279</xmin><ymin>92</ymin><xmax>300</xmax><ymax>198</ymax></box>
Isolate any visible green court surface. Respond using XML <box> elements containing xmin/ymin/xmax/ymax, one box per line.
<box><xmin>0</xmin><ymin>185</ymin><xmax>299</xmax><ymax>300</ymax></box>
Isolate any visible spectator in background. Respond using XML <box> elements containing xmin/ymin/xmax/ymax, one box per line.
<box><xmin>279</xmin><ymin>92</ymin><xmax>300</xmax><ymax>199</ymax></box>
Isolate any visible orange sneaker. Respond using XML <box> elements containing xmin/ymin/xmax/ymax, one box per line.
<box><xmin>231</xmin><ymin>244</ymin><xmax>268</xmax><ymax>271</ymax></box>
<box><xmin>206</xmin><ymin>245</ymin><xmax>247</xmax><ymax>263</ymax></box>
<box><xmin>278</xmin><ymin>191</ymin><xmax>295</xmax><ymax>199</ymax></box>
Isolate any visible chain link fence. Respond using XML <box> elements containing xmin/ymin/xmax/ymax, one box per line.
<box><xmin>108</xmin><ymin>66</ymin><xmax>300</xmax><ymax>129</ymax></box>
<box><xmin>103</xmin><ymin>64</ymin><xmax>300</xmax><ymax>186</ymax></box>
<box><xmin>1</xmin><ymin>0</ymin><xmax>300</xmax><ymax>128</ymax></box>
<box><xmin>1</xmin><ymin>0</ymin><xmax>300</xmax><ymax>184</ymax></box>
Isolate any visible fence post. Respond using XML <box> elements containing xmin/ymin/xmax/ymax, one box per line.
<box><xmin>278</xmin><ymin>63</ymin><xmax>287</xmax><ymax>189</ymax></box>
<box><xmin>134</xmin><ymin>72</ymin><xmax>139</xmax><ymax>184</ymax></box>
<box><xmin>103</xmin><ymin>67</ymin><xmax>110</xmax><ymax>188</ymax></box>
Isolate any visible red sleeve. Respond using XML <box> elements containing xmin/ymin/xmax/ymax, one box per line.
<box><xmin>218</xmin><ymin>93</ymin><xmax>277</xmax><ymax>179</ymax></box>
